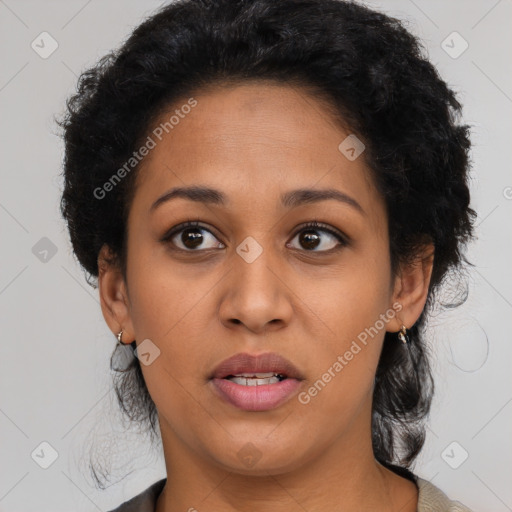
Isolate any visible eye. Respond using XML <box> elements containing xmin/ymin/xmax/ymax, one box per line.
<box><xmin>287</xmin><ymin>221</ymin><xmax>347</xmax><ymax>252</ymax></box>
<box><xmin>161</xmin><ymin>221</ymin><xmax>225</xmax><ymax>251</ymax></box>
<box><xmin>161</xmin><ymin>220</ymin><xmax>348</xmax><ymax>254</ymax></box>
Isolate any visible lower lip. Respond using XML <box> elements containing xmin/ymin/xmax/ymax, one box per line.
<box><xmin>210</xmin><ymin>377</ymin><xmax>302</xmax><ymax>411</ymax></box>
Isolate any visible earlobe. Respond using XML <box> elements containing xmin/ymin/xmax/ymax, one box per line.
<box><xmin>97</xmin><ymin>244</ymin><xmax>135</xmax><ymax>342</ymax></box>
<box><xmin>388</xmin><ymin>243</ymin><xmax>435</xmax><ymax>333</ymax></box>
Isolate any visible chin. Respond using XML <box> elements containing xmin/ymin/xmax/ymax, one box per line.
<box><xmin>206</xmin><ymin>437</ymin><xmax>311</xmax><ymax>477</ymax></box>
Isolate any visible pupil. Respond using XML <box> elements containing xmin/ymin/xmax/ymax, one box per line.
<box><xmin>300</xmin><ymin>230</ymin><xmax>320</xmax><ymax>250</ymax></box>
<box><xmin>182</xmin><ymin>228</ymin><xmax>203</xmax><ymax>249</ymax></box>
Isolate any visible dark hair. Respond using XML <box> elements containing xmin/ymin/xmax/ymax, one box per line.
<box><xmin>58</xmin><ymin>0</ymin><xmax>477</xmax><ymax>488</ymax></box>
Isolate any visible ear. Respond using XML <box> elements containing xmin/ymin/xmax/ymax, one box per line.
<box><xmin>97</xmin><ymin>243</ymin><xmax>135</xmax><ymax>343</ymax></box>
<box><xmin>387</xmin><ymin>242</ymin><xmax>435</xmax><ymax>333</ymax></box>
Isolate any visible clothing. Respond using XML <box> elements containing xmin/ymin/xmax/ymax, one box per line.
<box><xmin>107</xmin><ymin>473</ymin><xmax>475</xmax><ymax>512</ymax></box>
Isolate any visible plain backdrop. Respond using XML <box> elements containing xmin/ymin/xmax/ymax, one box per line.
<box><xmin>0</xmin><ymin>1</ymin><xmax>511</xmax><ymax>511</ymax></box>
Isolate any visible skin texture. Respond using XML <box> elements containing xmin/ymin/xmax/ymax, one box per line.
<box><xmin>98</xmin><ymin>82</ymin><xmax>434</xmax><ymax>511</ymax></box>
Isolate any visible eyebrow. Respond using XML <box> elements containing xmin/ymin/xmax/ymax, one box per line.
<box><xmin>150</xmin><ymin>185</ymin><xmax>365</xmax><ymax>216</ymax></box>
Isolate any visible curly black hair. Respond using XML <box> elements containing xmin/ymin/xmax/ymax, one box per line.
<box><xmin>58</xmin><ymin>0</ymin><xmax>477</xmax><ymax>488</ymax></box>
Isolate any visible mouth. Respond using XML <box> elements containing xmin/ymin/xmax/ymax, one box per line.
<box><xmin>223</xmin><ymin>372</ymin><xmax>288</xmax><ymax>386</ymax></box>
<box><xmin>209</xmin><ymin>352</ymin><xmax>304</xmax><ymax>411</ymax></box>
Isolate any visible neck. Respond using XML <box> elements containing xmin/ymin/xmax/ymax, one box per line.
<box><xmin>155</xmin><ymin>406</ymin><xmax>418</xmax><ymax>512</ymax></box>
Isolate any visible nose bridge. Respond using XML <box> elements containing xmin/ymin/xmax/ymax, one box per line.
<box><xmin>234</xmin><ymin>233</ymin><xmax>281</xmax><ymax>302</ymax></box>
<box><xmin>219</xmin><ymin>233</ymin><xmax>292</xmax><ymax>331</ymax></box>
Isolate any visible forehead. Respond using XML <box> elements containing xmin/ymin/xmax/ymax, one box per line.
<box><xmin>130</xmin><ymin>81</ymin><xmax>386</xmax><ymax>228</ymax></box>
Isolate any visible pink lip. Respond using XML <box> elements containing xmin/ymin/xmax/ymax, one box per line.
<box><xmin>210</xmin><ymin>377</ymin><xmax>303</xmax><ymax>411</ymax></box>
<box><xmin>209</xmin><ymin>352</ymin><xmax>305</xmax><ymax>411</ymax></box>
<box><xmin>210</xmin><ymin>352</ymin><xmax>304</xmax><ymax>380</ymax></box>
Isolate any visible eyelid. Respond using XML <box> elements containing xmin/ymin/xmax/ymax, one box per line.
<box><xmin>160</xmin><ymin>220</ymin><xmax>220</xmax><ymax>243</ymax></box>
<box><xmin>292</xmin><ymin>220</ymin><xmax>349</xmax><ymax>245</ymax></box>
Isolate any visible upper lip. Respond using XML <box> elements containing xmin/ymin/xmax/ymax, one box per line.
<box><xmin>210</xmin><ymin>352</ymin><xmax>305</xmax><ymax>380</ymax></box>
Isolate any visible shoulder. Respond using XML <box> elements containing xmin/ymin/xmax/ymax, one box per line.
<box><xmin>106</xmin><ymin>478</ymin><xmax>166</xmax><ymax>512</ymax></box>
<box><xmin>416</xmin><ymin>476</ymin><xmax>475</xmax><ymax>512</ymax></box>
<box><xmin>106</xmin><ymin>475</ymin><xmax>476</xmax><ymax>512</ymax></box>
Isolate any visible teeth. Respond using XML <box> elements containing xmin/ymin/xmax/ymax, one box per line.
<box><xmin>223</xmin><ymin>372</ymin><xmax>288</xmax><ymax>385</ymax></box>
<box><xmin>232</xmin><ymin>372</ymin><xmax>276</xmax><ymax>378</ymax></box>
<box><xmin>228</xmin><ymin>376</ymin><xmax>281</xmax><ymax>386</ymax></box>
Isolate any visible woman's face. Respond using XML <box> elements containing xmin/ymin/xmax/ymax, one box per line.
<box><xmin>100</xmin><ymin>81</ymin><xmax>422</xmax><ymax>476</ymax></box>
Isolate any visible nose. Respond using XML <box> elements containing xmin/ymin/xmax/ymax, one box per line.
<box><xmin>218</xmin><ymin>244</ymin><xmax>294</xmax><ymax>334</ymax></box>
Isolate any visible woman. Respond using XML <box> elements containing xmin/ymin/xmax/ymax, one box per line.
<box><xmin>59</xmin><ymin>0</ymin><xmax>477</xmax><ymax>510</ymax></box>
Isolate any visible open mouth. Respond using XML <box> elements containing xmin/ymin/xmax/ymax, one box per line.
<box><xmin>209</xmin><ymin>352</ymin><xmax>304</xmax><ymax>411</ymax></box>
<box><xmin>224</xmin><ymin>372</ymin><xmax>288</xmax><ymax>386</ymax></box>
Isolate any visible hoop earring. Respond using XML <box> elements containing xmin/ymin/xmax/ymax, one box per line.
<box><xmin>398</xmin><ymin>324</ymin><xmax>410</xmax><ymax>345</ymax></box>
<box><xmin>117</xmin><ymin>330</ymin><xmax>124</xmax><ymax>346</ymax></box>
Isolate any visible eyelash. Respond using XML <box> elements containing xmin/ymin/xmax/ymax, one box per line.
<box><xmin>161</xmin><ymin>219</ymin><xmax>348</xmax><ymax>253</ymax></box>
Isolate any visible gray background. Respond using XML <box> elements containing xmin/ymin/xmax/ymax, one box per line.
<box><xmin>0</xmin><ymin>0</ymin><xmax>511</xmax><ymax>510</ymax></box>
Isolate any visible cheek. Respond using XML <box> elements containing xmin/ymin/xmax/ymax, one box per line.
<box><xmin>302</xmin><ymin>254</ymin><xmax>391</xmax><ymax>342</ymax></box>
<box><xmin>297</xmin><ymin>258</ymin><xmax>391</xmax><ymax>405</ymax></box>
<box><xmin>126</xmin><ymin>254</ymin><xmax>219</xmax><ymax>403</ymax></box>
<box><xmin>126</xmin><ymin>241</ymin><xmax>213</xmax><ymax>338</ymax></box>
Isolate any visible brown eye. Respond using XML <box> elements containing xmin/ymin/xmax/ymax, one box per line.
<box><xmin>179</xmin><ymin>227</ymin><xmax>207</xmax><ymax>249</ymax></box>
<box><xmin>298</xmin><ymin>230</ymin><xmax>323</xmax><ymax>250</ymax></box>
<box><xmin>162</xmin><ymin>221</ymin><xmax>225</xmax><ymax>251</ymax></box>
<box><xmin>287</xmin><ymin>221</ymin><xmax>347</xmax><ymax>252</ymax></box>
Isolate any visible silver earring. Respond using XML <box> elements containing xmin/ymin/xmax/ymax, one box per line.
<box><xmin>398</xmin><ymin>325</ymin><xmax>410</xmax><ymax>344</ymax></box>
